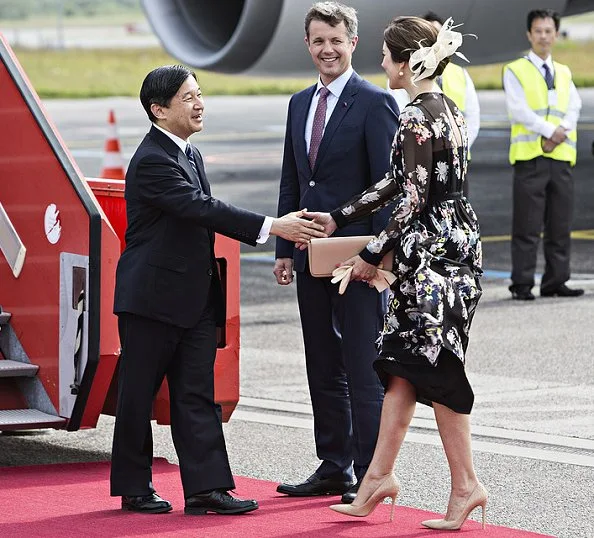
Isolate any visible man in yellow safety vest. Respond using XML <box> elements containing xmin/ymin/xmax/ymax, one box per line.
<box><xmin>503</xmin><ymin>8</ymin><xmax>583</xmax><ymax>300</ymax></box>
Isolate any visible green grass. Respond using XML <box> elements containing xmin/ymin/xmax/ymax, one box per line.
<box><xmin>11</xmin><ymin>40</ymin><xmax>594</xmax><ymax>98</ymax></box>
<box><xmin>0</xmin><ymin>13</ymin><xmax>143</xmax><ymax>28</ymax></box>
<box><xmin>466</xmin><ymin>39</ymin><xmax>594</xmax><ymax>89</ymax></box>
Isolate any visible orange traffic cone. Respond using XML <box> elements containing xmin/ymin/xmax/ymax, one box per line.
<box><xmin>100</xmin><ymin>109</ymin><xmax>125</xmax><ymax>180</ymax></box>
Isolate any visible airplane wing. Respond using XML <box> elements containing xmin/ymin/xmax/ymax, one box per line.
<box><xmin>141</xmin><ymin>0</ymin><xmax>593</xmax><ymax>75</ymax></box>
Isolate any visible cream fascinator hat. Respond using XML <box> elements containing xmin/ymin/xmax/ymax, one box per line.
<box><xmin>409</xmin><ymin>18</ymin><xmax>475</xmax><ymax>83</ymax></box>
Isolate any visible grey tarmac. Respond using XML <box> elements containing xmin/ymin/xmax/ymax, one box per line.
<box><xmin>1</xmin><ymin>91</ymin><xmax>592</xmax><ymax>538</ymax></box>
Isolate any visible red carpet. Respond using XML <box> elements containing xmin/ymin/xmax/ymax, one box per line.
<box><xmin>0</xmin><ymin>459</ymin><xmax>551</xmax><ymax>537</ymax></box>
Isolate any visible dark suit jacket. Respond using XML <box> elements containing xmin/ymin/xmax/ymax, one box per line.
<box><xmin>276</xmin><ymin>71</ymin><xmax>399</xmax><ymax>272</ymax></box>
<box><xmin>114</xmin><ymin>125</ymin><xmax>265</xmax><ymax>328</ymax></box>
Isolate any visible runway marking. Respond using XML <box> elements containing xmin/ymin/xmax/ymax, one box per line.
<box><xmin>65</xmin><ymin>131</ymin><xmax>285</xmax><ymax>149</ymax></box>
<box><xmin>473</xmin><ymin>229</ymin><xmax>594</xmax><ymax>243</ymax></box>
<box><xmin>235</xmin><ymin>397</ymin><xmax>594</xmax><ymax>468</ymax></box>
<box><xmin>243</xmin><ymin>229</ymin><xmax>594</xmax><ymax>262</ymax></box>
<box><xmin>62</xmin><ymin>118</ymin><xmax>594</xmax><ymax>150</ymax></box>
<box><xmin>480</xmin><ymin>120</ymin><xmax>594</xmax><ymax>131</ymax></box>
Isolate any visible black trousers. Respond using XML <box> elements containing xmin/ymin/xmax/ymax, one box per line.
<box><xmin>296</xmin><ymin>268</ymin><xmax>385</xmax><ymax>482</ymax></box>
<box><xmin>511</xmin><ymin>157</ymin><xmax>574</xmax><ymax>292</ymax></box>
<box><xmin>110</xmin><ymin>303</ymin><xmax>234</xmax><ymax>498</ymax></box>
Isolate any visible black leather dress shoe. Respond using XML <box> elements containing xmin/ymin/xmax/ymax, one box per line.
<box><xmin>184</xmin><ymin>490</ymin><xmax>258</xmax><ymax>515</ymax></box>
<box><xmin>276</xmin><ymin>473</ymin><xmax>353</xmax><ymax>497</ymax></box>
<box><xmin>121</xmin><ymin>492</ymin><xmax>172</xmax><ymax>513</ymax></box>
<box><xmin>541</xmin><ymin>284</ymin><xmax>584</xmax><ymax>297</ymax></box>
<box><xmin>509</xmin><ymin>285</ymin><xmax>535</xmax><ymax>301</ymax></box>
<box><xmin>340</xmin><ymin>481</ymin><xmax>360</xmax><ymax>504</ymax></box>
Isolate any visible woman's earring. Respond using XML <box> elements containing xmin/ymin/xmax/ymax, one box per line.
<box><xmin>398</xmin><ymin>71</ymin><xmax>404</xmax><ymax>76</ymax></box>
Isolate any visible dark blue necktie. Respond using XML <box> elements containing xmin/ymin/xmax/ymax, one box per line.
<box><xmin>185</xmin><ymin>144</ymin><xmax>199</xmax><ymax>177</ymax></box>
<box><xmin>542</xmin><ymin>63</ymin><xmax>554</xmax><ymax>90</ymax></box>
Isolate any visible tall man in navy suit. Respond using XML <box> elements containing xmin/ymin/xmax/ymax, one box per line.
<box><xmin>111</xmin><ymin>65</ymin><xmax>326</xmax><ymax>515</ymax></box>
<box><xmin>274</xmin><ymin>2</ymin><xmax>399</xmax><ymax>504</ymax></box>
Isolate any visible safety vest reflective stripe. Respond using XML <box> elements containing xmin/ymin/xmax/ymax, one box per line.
<box><xmin>505</xmin><ymin>57</ymin><xmax>577</xmax><ymax>166</ymax></box>
<box><xmin>511</xmin><ymin>134</ymin><xmax>577</xmax><ymax>148</ymax></box>
<box><xmin>533</xmin><ymin>108</ymin><xmax>566</xmax><ymax>118</ymax></box>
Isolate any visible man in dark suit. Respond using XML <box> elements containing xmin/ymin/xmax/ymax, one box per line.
<box><xmin>111</xmin><ymin>65</ymin><xmax>326</xmax><ymax>515</ymax></box>
<box><xmin>274</xmin><ymin>2</ymin><xmax>399</xmax><ymax>504</ymax></box>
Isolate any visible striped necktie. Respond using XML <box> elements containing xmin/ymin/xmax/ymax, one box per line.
<box><xmin>308</xmin><ymin>86</ymin><xmax>330</xmax><ymax>169</ymax></box>
<box><xmin>542</xmin><ymin>63</ymin><xmax>554</xmax><ymax>90</ymax></box>
<box><xmin>185</xmin><ymin>144</ymin><xmax>199</xmax><ymax>177</ymax></box>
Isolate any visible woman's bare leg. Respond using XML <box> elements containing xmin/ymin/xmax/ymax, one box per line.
<box><xmin>352</xmin><ymin>376</ymin><xmax>416</xmax><ymax>506</ymax></box>
<box><xmin>433</xmin><ymin>402</ymin><xmax>481</xmax><ymax>518</ymax></box>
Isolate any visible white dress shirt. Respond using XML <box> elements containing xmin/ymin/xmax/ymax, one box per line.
<box><xmin>503</xmin><ymin>50</ymin><xmax>581</xmax><ymax>139</ymax></box>
<box><xmin>462</xmin><ymin>70</ymin><xmax>480</xmax><ymax>148</ymax></box>
<box><xmin>387</xmin><ymin>67</ymin><xmax>480</xmax><ymax>148</ymax></box>
<box><xmin>305</xmin><ymin>67</ymin><xmax>354</xmax><ymax>153</ymax></box>
<box><xmin>153</xmin><ymin>123</ymin><xmax>272</xmax><ymax>243</ymax></box>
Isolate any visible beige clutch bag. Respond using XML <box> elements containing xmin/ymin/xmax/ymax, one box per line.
<box><xmin>308</xmin><ymin>236</ymin><xmax>393</xmax><ymax>278</ymax></box>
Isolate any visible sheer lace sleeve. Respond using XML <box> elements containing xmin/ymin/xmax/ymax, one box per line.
<box><xmin>333</xmin><ymin>105</ymin><xmax>433</xmax><ymax>265</ymax></box>
<box><xmin>330</xmin><ymin>163</ymin><xmax>400</xmax><ymax>226</ymax></box>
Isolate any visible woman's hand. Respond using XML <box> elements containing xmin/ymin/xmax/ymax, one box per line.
<box><xmin>271</xmin><ymin>210</ymin><xmax>327</xmax><ymax>243</ymax></box>
<box><xmin>301</xmin><ymin>211</ymin><xmax>337</xmax><ymax>235</ymax></box>
<box><xmin>341</xmin><ymin>255</ymin><xmax>378</xmax><ymax>283</ymax></box>
<box><xmin>296</xmin><ymin>211</ymin><xmax>338</xmax><ymax>250</ymax></box>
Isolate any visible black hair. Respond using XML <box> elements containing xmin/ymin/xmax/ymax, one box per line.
<box><xmin>140</xmin><ymin>65</ymin><xmax>197</xmax><ymax>123</ymax></box>
<box><xmin>527</xmin><ymin>9</ymin><xmax>560</xmax><ymax>32</ymax></box>
<box><xmin>423</xmin><ymin>11</ymin><xmax>444</xmax><ymax>26</ymax></box>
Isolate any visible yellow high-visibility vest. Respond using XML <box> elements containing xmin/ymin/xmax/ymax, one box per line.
<box><xmin>504</xmin><ymin>57</ymin><xmax>577</xmax><ymax>166</ymax></box>
<box><xmin>440</xmin><ymin>63</ymin><xmax>470</xmax><ymax>160</ymax></box>
<box><xmin>441</xmin><ymin>63</ymin><xmax>467</xmax><ymax>113</ymax></box>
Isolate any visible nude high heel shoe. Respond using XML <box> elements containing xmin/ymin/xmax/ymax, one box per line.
<box><xmin>329</xmin><ymin>474</ymin><xmax>400</xmax><ymax>522</ymax></box>
<box><xmin>421</xmin><ymin>483</ymin><xmax>488</xmax><ymax>530</ymax></box>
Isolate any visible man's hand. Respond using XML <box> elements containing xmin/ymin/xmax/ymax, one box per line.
<box><xmin>541</xmin><ymin>138</ymin><xmax>558</xmax><ymax>153</ymax></box>
<box><xmin>550</xmin><ymin>126</ymin><xmax>568</xmax><ymax>144</ymax></box>
<box><xmin>296</xmin><ymin>211</ymin><xmax>338</xmax><ymax>250</ymax></box>
<box><xmin>273</xmin><ymin>258</ymin><xmax>294</xmax><ymax>285</ymax></box>
<box><xmin>270</xmin><ymin>211</ymin><xmax>327</xmax><ymax>243</ymax></box>
<box><xmin>342</xmin><ymin>255</ymin><xmax>378</xmax><ymax>283</ymax></box>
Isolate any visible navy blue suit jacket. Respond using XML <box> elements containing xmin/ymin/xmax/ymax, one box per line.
<box><xmin>276</xmin><ymin>71</ymin><xmax>399</xmax><ymax>272</ymax></box>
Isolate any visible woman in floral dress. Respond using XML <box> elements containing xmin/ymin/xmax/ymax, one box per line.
<box><xmin>305</xmin><ymin>16</ymin><xmax>487</xmax><ymax>530</ymax></box>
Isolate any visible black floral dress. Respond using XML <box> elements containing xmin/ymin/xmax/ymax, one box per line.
<box><xmin>330</xmin><ymin>92</ymin><xmax>482</xmax><ymax>414</ymax></box>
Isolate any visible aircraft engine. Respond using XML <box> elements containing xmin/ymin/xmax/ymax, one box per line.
<box><xmin>141</xmin><ymin>0</ymin><xmax>591</xmax><ymax>76</ymax></box>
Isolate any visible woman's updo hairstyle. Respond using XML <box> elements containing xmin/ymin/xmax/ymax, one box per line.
<box><xmin>384</xmin><ymin>16</ymin><xmax>450</xmax><ymax>79</ymax></box>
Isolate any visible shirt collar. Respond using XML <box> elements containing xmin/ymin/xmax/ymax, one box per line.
<box><xmin>316</xmin><ymin>66</ymin><xmax>354</xmax><ymax>99</ymax></box>
<box><xmin>153</xmin><ymin>123</ymin><xmax>190</xmax><ymax>152</ymax></box>
<box><xmin>528</xmin><ymin>50</ymin><xmax>553</xmax><ymax>71</ymax></box>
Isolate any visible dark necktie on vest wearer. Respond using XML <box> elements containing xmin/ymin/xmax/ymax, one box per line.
<box><xmin>542</xmin><ymin>63</ymin><xmax>554</xmax><ymax>90</ymax></box>
<box><xmin>185</xmin><ymin>144</ymin><xmax>199</xmax><ymax>177</ymax></box>
<box><xmin>308</xmin><ymin>86</ymin><xmax>330</xmax><ymax>169</ymax></box>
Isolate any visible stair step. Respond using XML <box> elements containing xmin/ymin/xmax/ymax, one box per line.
<box><xmin>0</xmin><ymin>360</ymin><xmax>39</xmax><ymax>377</ymax></box>
<box><xmin>0</xmin><ymin>310</ymin><xmax>11</xmax><ymax>325</ymax></box>
<box><xmin>0</xmin><ymin>409</ymin><xmax>66</xmax><ymax>430</ymax></box>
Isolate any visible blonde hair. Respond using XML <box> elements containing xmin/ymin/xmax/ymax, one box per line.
<box><xmin>305</xmin><ymin>2</ymin><xmax>358</xmax><ymax>40</ymax></box>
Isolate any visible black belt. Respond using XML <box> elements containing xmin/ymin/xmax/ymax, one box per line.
<box><xmin>433</xmin><ymin>192</ymin><xmax>463</xmax><ymax>202</ymax></box>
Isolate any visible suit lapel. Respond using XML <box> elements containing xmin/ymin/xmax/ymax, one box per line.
<box><xmin>193</xmin><ymin>147</ymin><xmax>211</xmax><ymax>196</ymax></box>
<box><xmin>179</xmin><ymin>150</ymin><xmax>200</xmax><ymax>188</ymax></box>
<box><xmin>296</xmin><ymin>85</ymin><xmax>317</xmax><ymax>170</ymax></box>
<box><xmin>148</xmin><ymin>126</ymin><xmax>204</xmax><ymax>190</ymax></box>
<box><xmin>313</xmin><ymin>72</ymin><xmax>361</xmax><ymax>174</ymax></box>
